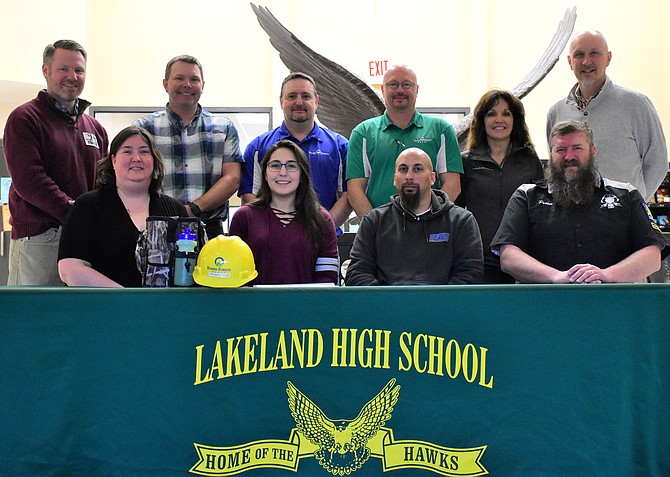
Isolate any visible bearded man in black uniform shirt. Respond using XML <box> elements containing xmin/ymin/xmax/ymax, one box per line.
<box><xmin>492</xmin><ymin>120</ymin><xmax>668</xmax><ymax>284</ymax></box>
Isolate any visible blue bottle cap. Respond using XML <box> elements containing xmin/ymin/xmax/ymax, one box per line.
<box><xmin>178</xmin><ymin>227</ymin><xmax>197</xmax><ymax>241</ymax></box>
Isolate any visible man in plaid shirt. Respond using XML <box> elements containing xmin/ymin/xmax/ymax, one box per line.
<box><xmin>134</xmin><ymin>55</ymin><xmax>242</xmax><ymax>233</ymax></box>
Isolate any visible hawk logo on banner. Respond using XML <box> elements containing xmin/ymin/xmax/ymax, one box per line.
<box><xmin>287</xmin><ymin>379</ymin><xmax>399</xmax><ymax>475</ymax></box>
<box><xmin>190</xmin><ymin>379</ymin><xmax>488</xmax><ymax>476</ymax></box>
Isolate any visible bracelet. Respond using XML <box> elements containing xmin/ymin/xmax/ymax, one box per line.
<box><xmin>187</xmin><ymin>201</ymin><xmax>202</xmax><ymax>217</ymax></box>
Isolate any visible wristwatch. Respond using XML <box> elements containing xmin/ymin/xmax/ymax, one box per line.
<box><xmin>187</xmin><ymin>201</ymin><xmax>202</xmax><ymax>217</ymax></box>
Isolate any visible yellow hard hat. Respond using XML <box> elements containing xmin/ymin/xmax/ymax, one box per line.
<box><xmin>193</xmin><ymin>234</ymin><xmax>258</xmax><ymax>288</ymax></box>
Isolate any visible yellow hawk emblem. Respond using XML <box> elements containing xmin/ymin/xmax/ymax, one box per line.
<box><xmin>286</xmin><ymin>379</ymin><xmax>400</xmax><ymax>475</ymax></box>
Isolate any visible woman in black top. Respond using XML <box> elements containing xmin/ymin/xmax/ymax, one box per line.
<box><xmin>58</xmin><ymin>126</ymin><xmax>187</xmax><ymax>287</ymax></box>
<box><xmin>457</xmin><ymin>89</ymin><xmax>544</xmax><ymax>283</ymax></box>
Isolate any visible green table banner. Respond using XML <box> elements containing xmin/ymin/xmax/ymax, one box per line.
<box><xmin>1</xmin><ymin>284</ymin><xmax>668</xmax><ymax>476</ymax></box>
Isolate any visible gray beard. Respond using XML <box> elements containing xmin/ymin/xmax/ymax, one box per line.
<box><xmin>547</xmin><ymin>161</ymin><xmax>597</xmax><ymax>207</ymax></box>
<box><xmin>579</xmin><ymin>78</ymin><xmax>597</xmax><ymax>90</ymax></box>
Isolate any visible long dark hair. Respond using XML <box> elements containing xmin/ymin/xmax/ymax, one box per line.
<box><xmin>96</xmin><ymin>126</ymin><xmax>165</xmax><ymax>195</ymax></box>
<box><xmin>467</xmin><ymin>89</ymin><xmax>535</xmax><ymax>154</ymax></box>
<box><xmin>252</xmin><ymin>139</ymin><xmax>327</xmax><ymax>245</ymax></box>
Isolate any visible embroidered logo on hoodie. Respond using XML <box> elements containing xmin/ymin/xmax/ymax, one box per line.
<box><xmin>428</xmin><ymin>232</ymin><xmax>450</xmax><ymax>242</ymax></box>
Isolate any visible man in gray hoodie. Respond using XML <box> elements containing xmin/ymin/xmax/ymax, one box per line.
<box><xmin>345</xmin><ymin>148</ymin><xmax>483</xmax><ymax>286</ymax></box>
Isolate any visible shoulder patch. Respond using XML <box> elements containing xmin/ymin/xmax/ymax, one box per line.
<box><xmin>642</xmin><ymin>201</ymin><xmax>664</xmax><ymax>232</ymax></box>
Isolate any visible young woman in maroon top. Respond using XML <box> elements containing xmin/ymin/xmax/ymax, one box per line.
<box><xmin>229</xmin><ymin>140</ymin><xmax>339</xmax><ymax>285</ymax></box>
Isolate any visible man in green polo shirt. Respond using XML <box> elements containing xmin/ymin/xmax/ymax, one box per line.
<box><xmin>346</xmin><ymin>64</ymin><xmax>463</xmax><ymax>219</ymax></box>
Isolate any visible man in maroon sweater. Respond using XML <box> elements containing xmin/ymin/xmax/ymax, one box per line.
<box><xmin>3</xmin><ymin>39</ymin><xmax>108</xmax><ymax>285</ymax></box>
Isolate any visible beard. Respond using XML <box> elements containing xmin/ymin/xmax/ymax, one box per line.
<box><xmin>578</xmin><ymin>76</ymin><xmax>598</xmax><ymax>90</ymax></box>
<box><xmin>386</xmin><ymin>93</ymin><xmax>413</xmax><ymax>111</ymax></box>
<box><xmin>399</xmin><ymin>185</ymin><xmax>421</xmax><ymax>211</ymax></box>
<box><xmin>289</xmin><ymin>110</ymin><xmax>310</xmax><ymax>123</ymax></box>
<box><xmin>547</xmin><ymin>154</ymin><xmax>597</xmax><ymax>207</ymax></box>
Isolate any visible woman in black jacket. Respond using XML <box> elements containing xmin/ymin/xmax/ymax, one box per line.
<box><xmin>457</xmin><ymin>89</ymin><xmax>544</xmax><ymax>283</ymax></box>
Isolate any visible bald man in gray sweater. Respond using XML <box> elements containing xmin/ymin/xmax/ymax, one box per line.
<box><xmin>547</xmin><ymin>30</ymin><xmax>668</xmax><ymax>201</ymax></box>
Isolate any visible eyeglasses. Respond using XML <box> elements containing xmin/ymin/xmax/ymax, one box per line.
<box><xmin>267</xmin><ymin>160</ymin><xmax>300</xmax><ymax>173</ymax></box>
<box><xmin>385</xmin><ymin>81</ymin><xmax>417</xmax><ymax>90</ymax></box>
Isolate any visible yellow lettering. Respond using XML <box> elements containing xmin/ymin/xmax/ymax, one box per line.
<box><xmin>258</xmin><ymin>332</ymin><xmax>277</xmax><ymax>371</ymax></box>
<box><xmin>331</xmin><ymin>328</ymin><xmax>349</xmax><ymax>366</ymax></box>
<box><xmin>349</xmin><ymin>329</ymin><xmax>358</xmax><ymax>366</ymax></box>
<box><xmin>242</xmin><ymin>334</ymin><xmax>258</xmax><ymax>374</ymax></box>
<box><xmin>445</xmin><ymin>339</ymin><xmax>461</xmax><ymax>379</ymax></box>
<box><xmin>211</xmin><ymin>340</ymin><xmax>228</xmax><ymax>379</ymax></box>
<box><xmin>225</xmin><ymin>337</ymin><xmax>242</xmax><ymax>376</ymax></box>
<box><xmin>462</xmin><ymin>343</ymin><xmax>478</xmax><ymax>383</ymax></box>
<box><xmin>426</xmin><ymin>335</ymin><xmax>444</xmax><ymax>376</ymax></box>
<box><xmin>413</xmin><ymin>334</ymin><xmax>427</xmax><ymax>373</ymax></box>
<box><xmin>374</xmin><ymin>329</ymin><xmax>392</xmax><ymax>369</ymax></box>
<box><xmin>358</xmin><ymin>329</ymin><xmax>373</xmax><ymax>368</ymax></box>
<box><xmin>194</xmin><ymin>344</ymin><xmax>213</xmax><ymax>385</ymax></box>
<box><xmin>333</xmin><ymin>329</ymin><xmax>391</xmax><ymax>368</ymax></box>
<box><xmin>289</xmin><ymin>329</ymin><xmax>305</xmax><ymax>368</ymax></box>
<box><xmin>398</xmin><ymin>331</ymin><xmax>412</xmax><ymax>371</ymax></box>
<box><xmin>304</xmin><ymin>329</ymin><xmax>324</xmax><ymax>367</ymax></box>
<box><xmin>479</xmin><ymin>347</ymin><xmax>494</xmax><ymax>388</ymax></box>
<box><xmin>398</xmin><ymin>334</ymin><xmax>494</xmax><ymax>389</ymax></box>
<box><xmin>274</xmin><ymin>330</ymin><xmax>290</xmax><ymax>369</ymax></box>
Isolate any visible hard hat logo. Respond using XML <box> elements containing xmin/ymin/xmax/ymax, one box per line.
<box><xmin>193</xmin><ymin>235</ymin><xmax>258</xmax><ymax>288</ymax></box>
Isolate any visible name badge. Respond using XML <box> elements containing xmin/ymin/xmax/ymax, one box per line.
<box><xmin>82</xmin><ymin>132</ymin><xmax>100</xmax><ymax>149</ymax></box>
<box><xmin>428</xmin><ymin>232</ymin><xmax>450</xmax><ymax>243</ymax></box>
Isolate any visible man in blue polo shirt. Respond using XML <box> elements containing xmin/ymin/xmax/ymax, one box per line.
<box><xmin>239</xmin><ymin>72</ymin><xmax>351</xmax><ymax>229</ymax></box>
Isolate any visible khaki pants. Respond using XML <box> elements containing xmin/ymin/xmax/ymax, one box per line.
<box><xmin>7</xmin><ymin>227</ymin><xmax>64</xmax><ymax>286</ymax></box>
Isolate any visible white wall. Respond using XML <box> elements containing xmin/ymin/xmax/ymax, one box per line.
<box><xmin>1</xmin><ymin>0</ymin><xmax>669</xmax><ymax>161</ymax></box>
<box><xmin>0</xmin><ymin>0</ymin><xmax>89</xmax><ymax>132</ymax></box>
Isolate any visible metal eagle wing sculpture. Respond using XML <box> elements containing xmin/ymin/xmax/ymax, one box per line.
<box><xmin>250</xmin><ymin>2</ymin><xmax>385</xmax><ymax>137</ymax></box>
<box><xmin>251</xmin><ymin>3</ymin><xmax>577</xmax><ymax>148</ymax></box>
